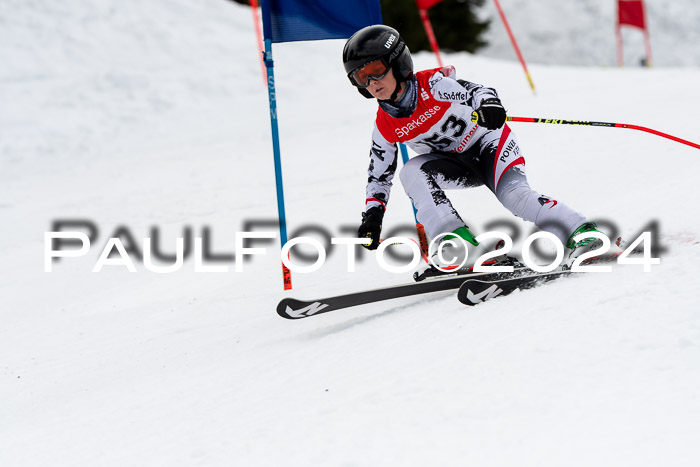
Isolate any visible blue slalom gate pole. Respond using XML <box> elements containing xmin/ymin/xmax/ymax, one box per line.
<box><xmin>262</xmin><ymin>37</ymin><xmax>292</xmax><ymax>290</ymax></box>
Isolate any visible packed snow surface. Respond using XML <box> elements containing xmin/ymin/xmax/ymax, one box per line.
<box><xmin>477</xmin><ymin>0</ymin><xmax>700</xmax><ymax>67</ymax></box>
<box><xmin>1</xmin><ymin>1</ymin><xmax>699</xmax><ymax>466</ymax></box>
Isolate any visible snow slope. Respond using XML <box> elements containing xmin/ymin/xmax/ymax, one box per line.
<box><xmin>1</xmin><ymin>1</ymin><xmax>699</xmax><ymax>466</ymax></box>
<box><xmin>477</xmin><ymin>0</ymin><xmax>700</xmax><ymax>67</ymax></box>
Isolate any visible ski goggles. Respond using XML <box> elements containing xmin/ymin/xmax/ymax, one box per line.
<box><xmin>350</xmin><ymin>59</ymin><xmax>390</xmax><ymax>88</ymax></box>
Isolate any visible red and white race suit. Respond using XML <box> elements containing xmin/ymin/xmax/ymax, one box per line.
<box><xmin>363</xmin><ymin>66</ymin><xmax>586</xmax><ymax>244</ymax></box>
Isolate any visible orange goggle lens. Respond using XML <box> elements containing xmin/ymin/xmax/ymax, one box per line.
<box><xmin>351</xmin><ymin>60</ymin><xmax>390</xmax><ymax>88</ymax></box>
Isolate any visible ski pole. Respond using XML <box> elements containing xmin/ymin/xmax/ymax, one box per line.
<box><xmin>506</xmin><ymin>116</ymin><xmax>700</xmax><ymax>151</ymax></box>
<box><xmin>377</xmin><ymin>237</ymin><xmax>430</xmax><ymax>263</ymax></box>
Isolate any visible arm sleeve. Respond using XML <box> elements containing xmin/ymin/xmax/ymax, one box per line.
<box><xmin>426</xmin><ymin>67</ymin><xmax>500</xmax><ymax>109</ymax></box>
<box><xmin>364</xmin><ymin>124</ymin><xmax>398</xmax><ymax>213</ymax></box>
<box><xmin>456</xmin><ymin>78</ymin><xmax>500</xmax><ymax>109</ymax></box>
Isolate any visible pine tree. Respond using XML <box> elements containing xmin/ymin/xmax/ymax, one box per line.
<box><xmin>381</xmin><ymin>0</ymin><xmax>490</xmax><ymax>54</ymax></box>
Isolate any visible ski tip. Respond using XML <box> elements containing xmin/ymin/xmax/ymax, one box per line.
<box><xmin>276</xmin><ymin>299</ymin><xmax>300</xmax><ymax>319</ymax></box>
<box><xmin>276</xmin><ymin>298</ymin><xmax>331</xmax><ymax>319</ymax></box>
<box><xmin>457</xmin><ymin>279</ymin><xmax>500</xmax><ymax>306</ymax></box>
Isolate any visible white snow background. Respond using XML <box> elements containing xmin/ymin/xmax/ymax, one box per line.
<box><xmin>1</xmin><ymin>0</ymin><xmax>699</xmax><ymax>466</ymax></box>
<box><xmin>477</xmin><ymin>0</ymin><xmax>700</xmax><ymax>67</ymax></box>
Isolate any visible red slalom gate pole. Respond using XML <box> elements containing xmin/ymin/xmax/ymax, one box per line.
<box><xmin>507</xmin><ymin>116</ymin><xmax>700</xmax><ymax>150</ymax></box>
<box><xmin>249</xmin><ymin>0</ymin><xmax>266</xmax><ymax>85</ymax></box>
<box><xmin>418</xmin><ymin>8</ymin><xmax>443</xmax><ymax>67</ymax></box>
<box><xmin>493</xmin><ymin>0</ymin><xmax>535</xmax><ymax>94</ymax></box>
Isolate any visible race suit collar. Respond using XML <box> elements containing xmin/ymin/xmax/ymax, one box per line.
<box><xmin>378</xmin><ymin>77</ymin><xmax>417</xmax><ymax>119</ymax></box>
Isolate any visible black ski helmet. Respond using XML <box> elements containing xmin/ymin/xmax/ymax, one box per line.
<box><xmin>342</xmin><ymin>25</ymin><xmax>413</xmax><ymax>99</ymax></box>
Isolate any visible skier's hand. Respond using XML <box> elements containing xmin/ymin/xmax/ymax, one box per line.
<box><xmin>473</xmin><ymin>98</ymin><xmax>507</xmax><ymax>130</ymax></box>
<box><xmin>358</xmin><ymin>206</ymin><xmax>384</xmax><ymax>250</ymax></box>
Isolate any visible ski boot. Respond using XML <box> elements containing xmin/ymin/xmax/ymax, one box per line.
<box><xmin>564</xmin><ymin>222</ymin><xmax>624</xmax><ymax>269</ymax></box>
<box><xmin>413</xmin><ymin>226</ymin><xmax>478</xmax><ymax>281</ymax></box>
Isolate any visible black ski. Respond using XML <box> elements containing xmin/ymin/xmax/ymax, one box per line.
<box><xmin>457</xmin><ymin>269</ymin><xmax>572</xmax><ymax>306</ymax></box>
<box><xmin>278</xmin><ymin>240</ymin><xmax>632</xmax><ymax>318</ymax></box>
<box><xmin>413</xmin><ymin>249</ymin><xmax>526</xmax><ymax>282</ymax></box>
<box><xmin>277</xmin><ymin>266</ymin><xmax>530</xmax><ymax>319</ymax></box>
<box><xmin>457</xmin><ymin>238</ymin><xmax>632</xmax><ymax>306</ymax></box>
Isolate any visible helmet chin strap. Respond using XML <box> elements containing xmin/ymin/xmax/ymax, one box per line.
<box><xmin>389</xmin><ymin>80</ymin><xmax>403</xmax><ymax>102</ymax></box>
<box><xmin>378</xmin><ymin>75</ymin><xmax>404</xmax><ymax>103</ymax></box>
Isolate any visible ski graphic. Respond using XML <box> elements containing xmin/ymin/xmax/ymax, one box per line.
<box><xmin>277</xmin><ymin>267</ymin><xmax>530</xmax><ymax>319</ymax></box>
<box><xmin>457</xmin><ymin>269</ymin><xmax>571</xmax><ymax>306</ymax></box>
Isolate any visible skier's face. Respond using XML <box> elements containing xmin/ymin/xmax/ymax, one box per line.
<box><xmin>366</xmin><ymin>70</ymin><xmax>398</xmax><ymax>101</ymax></box>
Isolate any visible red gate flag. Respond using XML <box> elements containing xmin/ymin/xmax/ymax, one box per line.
<box><xmin>617</xmin><ymin>0</ymin><xmax>646</xmax><ymax>30</ymax></box>
<box><xmin>616</xmin><ymin>0</ymin><xmax>652</xmax><ymax>67</ymax></box>
<box><xmin>416</xmin><ymin>0</ymin><xmax>443</xmax><ymax>9</ymax></box>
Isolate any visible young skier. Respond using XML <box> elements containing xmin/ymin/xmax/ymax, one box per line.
<box><xmin>343</xmin><ymin>25</ymin><xmax>615</xmax><ymax>273</ymax></box>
